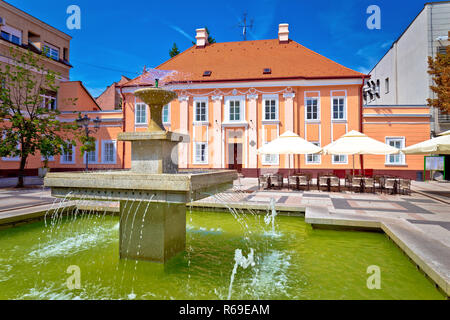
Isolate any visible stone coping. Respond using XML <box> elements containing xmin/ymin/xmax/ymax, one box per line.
<box><xmin>44</xmin><ymin>170</ymin><xmax>237</xmax><ymax>193</ymax></box>
<box><xmin>305</xmin><ymin>206</ymin><xmax>450</xmax><ymax>297</ymax></box>
<box><xmin>0</xmin><ymin>204</ymin><xmax>76</xmax><ymax>230</ymax></box>
<box><xmin>189</xmin><ymin>201</ymin><xmax>305</xmax><ymax>215</ymax></box>
<box><xmin>117</xmin><ymin>131</ymin><xmax>189</xmax><ymax>142</ymax></box>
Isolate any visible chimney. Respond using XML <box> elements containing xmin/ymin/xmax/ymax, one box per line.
<box><xmin>278</xmin><ymin>23</ymin><xmax>289</xmax><ymax>43</ymax></box>
<box><xmin>196</xmin><ymin>28</ymin><xmax>209</xmax><ymax>48</ymax></box>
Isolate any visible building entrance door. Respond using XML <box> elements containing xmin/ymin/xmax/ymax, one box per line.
<box><xmin>227</xmin><ymin>129</ymin><xmax>243</xmax><ymax>172</ymax></box>
<box><xmin>228</xmin><ymin>142</ymin><xmax>242</xmax><ymax>172</ymax></box>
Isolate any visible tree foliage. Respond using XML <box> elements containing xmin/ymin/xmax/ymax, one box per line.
<box><xmin>427</xmin><ymin>45</ymin><xmax>450</xmax><ymax>114</ymax></box>
<box><xmin>0</xmin><ymin>46</ymin><xmax>81</xmax><ymax>187</ymax></box>
<box><xmin>169</xmin><ymin>43</ymin><xmax>180</xmax><ymax>58</ymax></box>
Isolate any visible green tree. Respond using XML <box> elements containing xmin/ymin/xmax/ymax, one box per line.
<box><xmin>169</xmin><ymin>43</ymin><xmax>180</xmax><ymax>58</ymax></box>
<box><xmin>0</xmin><ymin>47</ymin><xmax>80</xmax><ymax>187</ymax></box>
<box><xmin>427</xmin><ymin>44</ymin><xmax>450</xmax><ymax>114</ymax></box>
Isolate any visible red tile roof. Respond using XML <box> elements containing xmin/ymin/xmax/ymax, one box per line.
<box><xmin>123</xmin><ymin>39</ymin><xmax>366</xmax><ymax>87</ymax></box>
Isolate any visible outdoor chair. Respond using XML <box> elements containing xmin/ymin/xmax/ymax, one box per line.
<box><xmin>269</xmin><ymin>174</ymin><xmax>283</xmax><ymax>189</ymax></box>
<box><xmin>318</xmin><ymin>176</ymin><xmax>329</xmax><ymax>192</ymax></box>
<box><xmin>351</xmin><ymin>177</ymin><xmax>363</xmax><ymax>193</ymax></box>
<box><xmin>298</xmin><ymin>175</ymin><xmax>310</xmax><ymax>191</ymax></box>
<box><xmin>364</xmin><ymin>177</ymin><xmax>375</xmax><ymax>193</ymax></box>
<box><xmin>384</xmin><ymin>178</ymin><xmax>397</xmax><ymax>195</ymax></box>
<box><xmin>345</xmin><ymin>174</ymin><xmax>353</xmax><ymax>190</ymax></box>
<box><xmin>399</xmin><ymin>178</ymin><xmax>411</xmax><ymax>195</ymax></box>
<box><xmin>329</xmin><ymin>176</ymin><xmax>340</xmax><ymax>192</ymax></box>
<box><xmin>258</xmin><ymin>175</ymin><xmax>271</xmax><ymax>190</ymax></box>
<box><xmin>288</xmin><ymin>175</ymin><xmax>298</xmax><ymax>190</ymax></box>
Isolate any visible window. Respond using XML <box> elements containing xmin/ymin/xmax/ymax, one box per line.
<box><xmin>229</xmin><ymin>100</ymin><xmax>241</xmax><ymax>121</ymax></box>
<box><xmin>84</xmin><ymin>141</ymin><xmax>98</xmax><ymax>164</ymax></box>
<box><xmin>263</xmin><ymin>96</ymin><xmax>278</xmax><ymax>121</ymax></box>
<box><xmin>61</xmin><ymin>144</ymin><xmax>75</xmax><ymax>164</ymax></box>
<box><xmin>194</xmin><ymin>100</ymin><xmax>208</xmax><ymax>122</ymax></box>
<box><xmin>306</xmin><ymin>98</ymin><xmax>319</xmax><ymax>121</ymax></box>
<box><xmin>332</xmin><ymin>155</ymin><xmax>347</xmax><ymax>164</ymax></box>
<box><xmin>162</xmin><ymin>104</ymin><xmax>170</xmax><ymax>124</ymax></box>
<box><xmin>194</xmin><ymin>142</ymin><xmax>207</xmax><ymax>164</ymax></box>
<box><xmin>135</xmin><ymin>103</ymin><xmax>147</xmax><ymax>124</ymax></box>
<box><xmin>385</xmin><ymin>78</ymin><xmax>390</xmax><ymax>94</ymax></box>
<box><xmin>332</xmin><ymin>97</ymin><xmax>345</xmax><ymax>120</ymax></box>
<box><xmin>1</xmin><ymin>29</ymin><xmax>21</xmax><ymax>45</ymax></box>
<box><xmin>102</xmin><ymin>140</ymin><xmax>116</xmax><ymax>164</ymax></box>
<box><xmin>224</xmin><ymin>97</ymin><xmax>245</xmax><ymax>123</ymax></box>
<box><xmin>306</xmin><ymin>142</ymin><xmax>321</xmax><ymax>164</ymax></box>
<box><xmin>262</xmin><ymin>149</ymin><xmax>278</xmax><ymax>165</ymax></box>
<box><xmin>386</xmin><ymin>138</ymin><xmax>405</xmax><ymax>165</ymax></box>
<box><xmin>40</xmin><ymin>94</ymin><xmax>57</xmax><ymax>110</ymax></box>
<box><xmin>43</xmin><ymin>44</ymin><xmax>59</xmax><ymax>61</ymax></box>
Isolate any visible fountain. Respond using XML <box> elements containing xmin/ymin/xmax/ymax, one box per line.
<box><xmin>44</xmin><ymin>83</ymin><xmax>237</xmax><ymax>263</ymax></box>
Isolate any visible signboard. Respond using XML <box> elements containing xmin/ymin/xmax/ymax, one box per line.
<box><xmin>425</xmin><ymin>156</ymin><xmax>445</xmax><ymax>171</ymax></box>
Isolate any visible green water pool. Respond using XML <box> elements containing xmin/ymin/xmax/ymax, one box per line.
<box><xmin>0</xmin><ymin>209</ymin><xmax>444</xmax><ymax>300</ymax></box>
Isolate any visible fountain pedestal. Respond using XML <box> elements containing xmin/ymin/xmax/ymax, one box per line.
<box><xmin>121</xmin><ymin>131</ymin><xmax>186</xmax><ymax>174</ymax></box>
<box><xmin>120</xmin><ymin>201</ymin><xmax>186</xmax><ymax>262</ymax></box>
<box><xmin>44</xmin><ymin>87</ymin><xmax>237</xmax><ymax>264</ymax></box>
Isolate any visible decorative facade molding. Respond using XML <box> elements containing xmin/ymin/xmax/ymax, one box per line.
<box><xmin>211</xmin><ymin>95</ymin><xmax>223</xmax><ymax>101</ymax></box>
<box><xmin>283</xmin><ymin>92</ymin><xmax>296</xmax><ymax>99</ymax></box>
<box><xmin>247</xmin><ymin>94</ymin><xmax>259</xmax><ymax>100</ymax></box>
<box><xmin>178</xmin><ymin>96</ymin><xmax>189</xmax><ymax>102</ymax></box>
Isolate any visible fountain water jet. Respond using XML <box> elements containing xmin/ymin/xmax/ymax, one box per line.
<box><xmin>44</xmin><ymin>85</ymin><xmax>237</xmax><ymax>263</ymax></box>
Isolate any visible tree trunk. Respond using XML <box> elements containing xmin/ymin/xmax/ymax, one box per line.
<box><xmin>16</xmin><ymin>155</ymin><xmax>27</xmax><ymax>188</ymax></box>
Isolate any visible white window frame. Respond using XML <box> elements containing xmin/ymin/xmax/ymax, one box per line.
<box><xmin>261</xmin><ymin>151</ymin><xmax>279</xmax><ymax>166</ymax></box>
<box><xmin>101</xmin><ymin>140</ymin><xmax>117</xmax><ymax>164</ymax></box>
<box><xmin>40</xmin><ymin>94</ymin><xmax>57</xmax><ymax>110</ymax></box>
<box><xmin>385</xmin><ymin>137</ymin><xmax>406</xmax><ymax>165</ymax></box>
<box><xmin>331</xmin><ymin>96</ymin><xmax>346</xmax><ymax>121</ymax></box>
<box><xmin>262</xmin><ymin>94</ymin><xmax>279</xmax><ymax>121</ymax></box>
<box><xmin>162</xmin><ymin>103</ymin><xmax>171</xmax><ymax>125</ymax></box>
<box><xmin>60</xmin><ymin>143</ymin><xmax>76</xmax><ymax>164</ymax></box>
<box><xmin>193</xmin><ymin>142</ymin><xmax>208</xmax><ymax>165</ymax></box>
<box><xmin>332</xmin><ymin>154</ymin><xmax>348</xmax><ymax>165</ymax></box>
<box><xmin>135</xmin><ymin>103</ymin><xmax>147</xmax><ymax>125</ymax></box>
<box><xmin>306</xmin><ymin>142</ymin><xmax>321</xmax><ymax>164</ymax></box>
<box><xmin>43</xmin><ymin>43</ymin><xmax>59</xmax><ymax>61</ymax></box>
<box><xmin>0</xmin><ymin>25</ymin><xmax>22</xmax><ymax>45</ymax></box>
<box><xmin>193</xmin><ymin>98</ymin><xmax>208</xmax><ymax>124</ymax></box>
<box><xmin>224</xmin><ymin>96</ymin><xmax>246</xmax><ymax>123</ymax></box>
<box><xmin>83</xmin><ymin>140</ymin><xmax>99</xmax><ymax>164</ymax></box>
<box><xmin>305</xmin><ymin>97</ymin><xmax>320</xmax><ymax>122</ymax></box>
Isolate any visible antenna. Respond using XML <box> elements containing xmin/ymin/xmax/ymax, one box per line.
<box><xmin>238</xmin><ymin>12</ymin><xmax>253</xmax><ymax>41</ymax></box>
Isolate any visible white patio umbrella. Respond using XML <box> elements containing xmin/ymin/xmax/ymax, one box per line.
<box><xmin>322</xmin><ymin>130</ymin><xmax>400</xmax><ymax>175</ymax></box>
<box><xmin>402</xmin><ymin>130</ymin><xmax>450</xmax><ymax>155</ymax></box>
<box><xmin>257</xmin><ymin>131</ymin><xmax>322</xmax><ymax>174</ymax></box>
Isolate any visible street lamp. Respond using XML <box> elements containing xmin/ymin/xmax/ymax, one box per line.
<box><xmin>76</xmin><ymin>114</ymin><xmax>101</xmax><ymax>171</ymax></box>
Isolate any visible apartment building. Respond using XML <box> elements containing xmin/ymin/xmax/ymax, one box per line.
<box><xmin>365</xmin><ymin>1</ymin><xmax>450</xmax><ymax>136</ymax></box>
<box><xmin>0</xmin><ymin>1</ymin><xmax>72</xmax><ymax>80</ymax></box>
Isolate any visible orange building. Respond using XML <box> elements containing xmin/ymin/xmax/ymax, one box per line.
<box><xmin>0</xmin><ymin>24</ymin><xmax>430</xmax><ymax>179</ymax></box>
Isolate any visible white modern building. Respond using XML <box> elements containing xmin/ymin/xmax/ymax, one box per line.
<box><xmin>365</xmin><ymin>1</ymin><xmax>450</xmax><ymax>136</ymax></box>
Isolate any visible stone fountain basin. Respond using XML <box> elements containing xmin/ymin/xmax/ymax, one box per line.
<box><xmin>44</xmin><ymin>170</ymin><xmax>238</xmax><ymax>203</ymax></box>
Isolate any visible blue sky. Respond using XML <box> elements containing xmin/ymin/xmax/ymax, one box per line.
<box><xmin>6</xmin><ymin>0</ymin><xmax>432</xmax><ymax>97</ymax></box>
